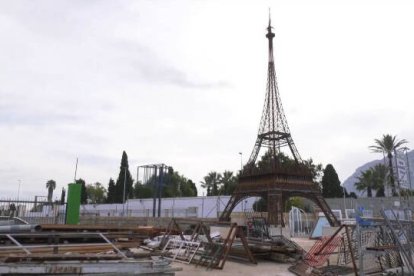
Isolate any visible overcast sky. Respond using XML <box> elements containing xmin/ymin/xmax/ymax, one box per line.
<box><xmin>1</xmin><ymin>0</ymin><xmax>413</xmax><ymax>199</ymax></box>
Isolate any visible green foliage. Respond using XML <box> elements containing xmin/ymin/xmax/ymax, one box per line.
<box><xmin>251</xmin><ymin>152</ymin><xmax>324</xmax><ymax>211</ymax></box>
<box><xmin>349</xmin><ymin>192</ymin><xmax>357</xmax><ymax>199</ymax></box>
<box><xmin>106</xmin><ymin>178</ymin><xmax>116</xmax><ymax>203</ymax></box>
<box><xmin>303</xmin><ymin>158</ymin><xmax>324</xmax><ymax>184</ymax></box>
<box><xmin>114</xmin><ymin>151</ymin><xmax>134</xmax><ymax>203</ymax></box>
<box><xmin>86</xmin><ymin>182</ymin><xmax>107</xmax><ymax>204</ymax></box>
<box><xmin>321</xmin><ymin>164</ymin><xmax>343</xmax><ymax>198</ymax></box>
<box><xmin>256</xmin><ymin>151</ymin><xmax>296</xmax><ymax>172</ymax></box>
<box><xmin>133</xmin><ymin>167</ymin><xmax>197</xmax><ymax>199</ymax></box>
<box><xmin>285</xmin><ymin>197</ymin><xmax>305</xmax><ymax>211</ymax></box>
<box><xmin>200</xmin><ymin>171</ymin><xmax>222</xmax><ymax>196</ymax></box>
<box><xmin>60</xmin><ymin>187</ymin><xmax>66</xmax><ymax>204</ymax></box>
<box><xmin>355</xmin><ymin>164</ymin><xmax>388</xmax><ymax>198</ymax></box>
<box><xmin>133</xmin><ymin>181</ymin><xmax>153</xmax><ymax>198</ymax></box>
<box><xmin>219</xmin><ymin>171</ymin><xmax>237</xmax><ymax>195</ymax></box>
<box><xmin>369</xmin><ymin>134</ymin><xmax>408</xmax><ymax>196</ymax></box>
<box><xmin>76</xmin><ymin>178</ymin><xmax>87</xmax><ymax>204</ymax></box>
<box><xmin>46</xmin><ymin>179</ymin><xmax>56</xmax><ymax>202</ymax></box>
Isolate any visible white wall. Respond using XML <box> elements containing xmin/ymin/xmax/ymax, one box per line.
<box><xmin>80</xmin><ymin>196</ymin><xmax>260</xmax><ymax>218</ymax></box>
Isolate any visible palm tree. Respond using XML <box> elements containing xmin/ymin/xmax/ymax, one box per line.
<box><xmin>369</xmin><ymin>134</ymin><xmax>408</xmax><ymax>196</ymax></box>
<box><xmin>355</xmin><ymin>169</ymin><xmax>374</xmax><ymax>197</ymax></box>
<box><xmin>219</xmin><ymin>171</ymin><xmax>236</xmax><ymax>195</ymax></box>
<box><xmin>200</xmin><ymin>171</ymin><xmax>222</xmax><ymax>196</ymax></box>
<box><xmin>200</xmin><ymin>176</ymin><xmax>212</xmax><ymax>196</ymax></box>
<box><xmin>371</xmin><ymin>164</ymin><xmax>388</xmax><ymax>197</ymax></box>
<box><xmin>46</xmin><ymin>180</ymin><xmax>56</xmax><ymax>202</ymax></box>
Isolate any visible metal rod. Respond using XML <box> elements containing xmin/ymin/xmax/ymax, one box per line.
<box><xmin>98</xmin><ymin>232</ymin><xmax>127</xmax><ymax>258</ymax></box>
<box><xmin>122</xmin><ymin>166</ymin><xmax>127</xmax><ymax>216</ymax></box>
<box><xmin>5</xmin><ymin>234</ymin><xmax>31</xmax><ymax>255</ymax></box>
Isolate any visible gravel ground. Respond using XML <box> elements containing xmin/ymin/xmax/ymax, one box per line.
<box><xmin>173</xmin><ymin>260</ymin><xmax>295</xmax><ymax>276</ymax></box>
<box><xmin>172</xmin><ymin>237</ymin><xmax>316</xmax><ymax>276</ymax></box>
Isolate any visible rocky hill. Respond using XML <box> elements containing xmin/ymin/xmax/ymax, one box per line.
<box><xmin>342</xmin><ymin>150</ymin><xmax>414</xmax><ymax>196</ymax></box>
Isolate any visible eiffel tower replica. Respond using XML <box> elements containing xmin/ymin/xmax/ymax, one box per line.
<box><xmin>220</xmin><ymin>19</ymin><xmax>339</xmax><ymax>227</ymax></box>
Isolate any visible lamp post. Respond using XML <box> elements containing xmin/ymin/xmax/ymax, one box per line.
<box><xmin>17</xmin><ymin>180</ymin><xmax>21</xmax><ymax>201</ymax></box>
<box><xmin>342</xmin><ymin>185</ymin><xmax>346</xmax><ymax>219</ymax></box>
<box><xmin>239</xmin><ymin>152</ymin><xmax>243</xmax><ymax>171</ymax></box>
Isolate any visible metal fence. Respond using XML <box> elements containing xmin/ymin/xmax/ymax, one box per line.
<box><xmin>0</xmin><ymin>198</ymin><xmax>66</xmax><ymax>224</ymax></box>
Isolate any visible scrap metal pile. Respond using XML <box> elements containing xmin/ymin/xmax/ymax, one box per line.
<box><xmin>289</xmin><ymin>208</ymin><xmax>414</xmax><ymax>276</ymax></box>
<box><xmin>146</xmin><ymin>218</ymin><xmax>305</xmax><ymax>270</ymax></box>
<box><xmin>0</xmin><ymin>217</ymin><xmax>180</xmax><ymax>275</ymax></box>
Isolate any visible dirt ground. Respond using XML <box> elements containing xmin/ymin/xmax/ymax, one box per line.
<box><xmin>173</xmin><ymin>260</ymin><xmax>294</xmax><ymax>276</ymax></box>
<box><xmin>172</xmin><ymin>237</ymin><xmax>316</xmax><ymax>276</ymax></box>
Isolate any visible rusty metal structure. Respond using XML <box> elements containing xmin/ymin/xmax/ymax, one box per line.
<box><xmin>220</xmin><ymin>19</ymin><xmax>339</xmax><ymax>227</ymax></box>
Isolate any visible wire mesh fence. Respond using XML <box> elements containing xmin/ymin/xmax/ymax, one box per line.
<box><xmin>0</xmin><ymin>198</ymin><xmax>66</xmax><ymax>224</ymax></box>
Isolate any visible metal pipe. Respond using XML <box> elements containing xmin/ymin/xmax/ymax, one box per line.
<box><xmin>0</xmin><ymin>224</ymin><xmax>41</xmax><ymax>233</ymax></box>
<box><xmin>153</xmin><ymin>167</ymin><xmax>157</xmax><ymax>218</ymax></box>
<box><xmin>157</xmin><ymin>166</ymin><xmax>163</xmax><ymax>218</ymax></box>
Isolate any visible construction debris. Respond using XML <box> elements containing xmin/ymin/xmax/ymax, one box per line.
<box><xmin>0</xmin><ymin>222</ymin><xmax>181</xmax><ymax>275</ymax></box>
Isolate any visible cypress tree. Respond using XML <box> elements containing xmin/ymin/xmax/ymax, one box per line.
<box><xmin>106</xmin><ymin>178</ymin><xmax>116</xmax><ymax>203</ymax></box>
<box><xmin>115</xmin><ymin>151</ymin><xmax>134</xmax><ymax>203</ymax></box>
<box><xmin>76</xmin><ymin>178</ymin><xmax>87</xmax><ymax>204</ymax></box>
<box><xmin>321</xmin><ymin>164</ymin><xmax>343</xmax><ymax>198</ymax></box>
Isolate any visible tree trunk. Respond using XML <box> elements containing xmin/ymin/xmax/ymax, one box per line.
<box><xmin>388</xmin><ymin>153</ymin><xmax>396</xmax><ymax>196</ymax></box>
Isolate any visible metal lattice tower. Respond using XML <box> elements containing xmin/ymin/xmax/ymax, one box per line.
<box><xmin>219</xmin><ymin>18</ymin><xmax>339</xmax><ymax>227</ymax></box>
<box><xmin>248</xmin><ymin>18</ymin><xmax>301</xmax><ymax>165</ymax></box>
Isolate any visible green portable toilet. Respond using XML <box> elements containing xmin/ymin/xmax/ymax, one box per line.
<box><xmin>66</xmin><ymin>183</ymin><xmax>81</xmax><ymax>224</ymax></box>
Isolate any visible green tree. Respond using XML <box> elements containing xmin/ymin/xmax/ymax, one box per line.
<box><xmin>321</xmin><ymin>164</ymin><xmax>343</xmax><ymax>198</ymax></box>
<box><xmin>46</xmin><ymin>180</ymin><xmax>56</xmax><ymax>202</ymax></box>
<box><xmin>115</xmin><ymin>151</ymin><xmax>134</xmax><ymax>203</ymax></box>
<box><xmin>134</xmin><ymin>167</ymin><xmax>197</xmax><ymax>199</ymax></box>
<box><xmin>372</xmin><ymin>164</ymin><xmax>388</xmax><ymax>197</ymax></box>
<box><xmin>60</xmin><ymin>187</ymin><xmax>66</xmax><ymax>204</ymax></box>
<box><xmin>355</xmin><ymin>164</ymin><xmax>388</xmax><ymax>198</ymax></box>
<box><xmin>200</xmin><ymin>171</ymin><xmax>222</xmax><ymax>196</ymax></box>
<box><xmin>355</xmin><ymin>169</ymin><xmax>375</xmax><ymax>197</ymax></box>
<box><xmin>219</xmin><ymin>171</ymin><xmax>237</xmax><ymax>195</ymax></box>
<box><xmin>86</xmin><ymin>182</ymin><xmax>107</xmax><ymax>204</ymax></box>
<box><xmin>179</xmin><ymin>179</ymin><xmax>198</xmax><ymax>197</ymax></box>
<box><xmin>303</xmin><ymin>158</ymin><xmax>324</xmax><ymax>185</ymax></box>
<box><xmin>133</xmin><ymin>181</ymin><xmax>154</xmax><ymax>198</ymax></box>
<box><xmin>76</xmin><ymin>178</ymin><xmax>87</xmax><ymax>204</ymax></box>
<box><xmin>369</xmin><ymin>134</ymin><xmax>408</xmax><ymax>196</ymax></box>
<box><xmin>106</xmin><ymin>178</ymin><xmax>116</xmax><ymax>203</ymax></box>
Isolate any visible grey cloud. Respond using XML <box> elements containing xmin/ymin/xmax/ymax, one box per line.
<box><xmin>137</xmin><ymin>63</ymin><xmax>229</xmax><ymax>89</ymax></box>
<box><xmin>0</xmin><ymin>108</ymin><xmax>80</xmax><ymax>126</ymax></box>
<box><xmin>112</xmin><ymin>40</ymin><xmax>230</xmax><ymax>89</ymax></box>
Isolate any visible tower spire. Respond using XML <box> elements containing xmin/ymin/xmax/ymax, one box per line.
<box><xmin>247</xmin><ymin>17</ymin><xmax>302</xmax><ymax>165</ymax></box>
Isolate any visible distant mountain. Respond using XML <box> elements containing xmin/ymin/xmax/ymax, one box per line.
<box><xmin>342</xmin><ymin>150</ymin><xmax>414</xmax><ymax>197</ymax></box>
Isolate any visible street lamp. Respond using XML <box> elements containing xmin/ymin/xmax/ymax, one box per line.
<box><xmin>17</xmin><ymin>180</ymin><xmax>21</xmax><ymax>201</ymax></box>
<box><xmin>341</xmin><ymin>184</ymin><xmax>346</xmax><ymax>219</ymax></box>
<box><xmin>239</xmin><ymin>152</ymin><xmax>243</xmax><ymax>171</ymax></box>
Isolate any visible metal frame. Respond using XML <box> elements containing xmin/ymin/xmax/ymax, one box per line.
<box><xmin>219</xmin><ymin>18</ymin><xmax>339</xmax><ymax>227</ymax></box>
<box><xmin>162</xmin><ymin>239</ymin><xmax>201</xmax><ymax>264</ymax></box>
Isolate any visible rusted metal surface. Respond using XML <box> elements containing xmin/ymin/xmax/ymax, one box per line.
<box><xmin>219</xmin><ymin>19</ymin><xmax>339</xmax><ymax>227</ymax></box>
